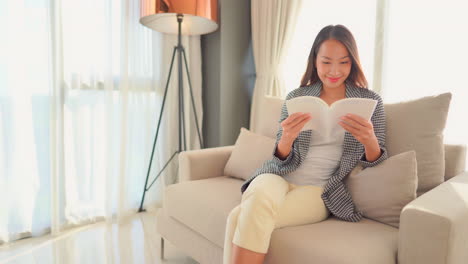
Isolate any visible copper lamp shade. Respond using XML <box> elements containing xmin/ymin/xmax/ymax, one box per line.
<box><xmin>140</xmin><ymin>0</ymin><xmax>219</xmax><ymax>35</ymax></box>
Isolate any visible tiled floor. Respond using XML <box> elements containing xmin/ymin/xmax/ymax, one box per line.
<box><xmin>0</xmin><ymin>211</ymin><xmax>199</xmax><ymax>264</ymax></box>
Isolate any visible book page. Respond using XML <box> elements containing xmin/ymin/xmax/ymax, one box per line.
<box><xmin>286</xmin><ymin>96</ymin><xmax>328</xmax><ymax>134</ymax></box>
<box><xmin>330</xmin><ymin>98</ymin><xmax>377</xmax><ymax>134</ymax></box>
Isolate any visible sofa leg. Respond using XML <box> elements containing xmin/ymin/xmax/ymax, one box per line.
<box><xmin>160</xmin><ymin>236</ymin><xmax>165</xmax><ymax>260</ymax></box>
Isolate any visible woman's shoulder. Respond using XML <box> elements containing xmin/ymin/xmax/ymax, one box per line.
<box><xmin>285</xmin><ymin>83</ymin><xmax>321</xmax><ymax>100</ymax></box>
<box><xmin>285</xmin><ymin>87</ymin><xmax>306</xmax><ymax>100</ymax></box>
<box><xmin>354</xmin><ymin>86</ymin><xmax>383</xmax><ymax>102</ymax></box>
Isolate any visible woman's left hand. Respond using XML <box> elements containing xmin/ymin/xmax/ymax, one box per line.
<box><xmin>338</xmin><ymin>113</ymin><xmax>378</xmax><ymax>147</ymax></box>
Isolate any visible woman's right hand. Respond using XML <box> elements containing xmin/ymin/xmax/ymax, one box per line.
<box><xmin>280</xmin><ymin>112</ymin><xmax>313</xmax><ymax>143</ymax></box>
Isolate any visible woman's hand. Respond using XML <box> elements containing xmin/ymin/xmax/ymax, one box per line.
<box><xmin>338</xmin><ymin>113</ymin><xmax>378</xmax><ymax>147</ymax></box>
<box><xmin>280</xmin><ymin>112</ymin><xmax>313</xmax><ymax>143</ymax></box>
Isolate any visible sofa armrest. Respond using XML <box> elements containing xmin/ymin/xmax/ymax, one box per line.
<box><xmin>178</xmin><ymin>145</ymin><xmax>235</xmax><ymax>182</ymax></box>
<box><xmin>398</xmin><ymin>172</ymin><xmax>468</xmax><ymax>264</ymax></box>
<box><xmin>444</xmin><ymin>144</ymin><xmax>467</xmax><ymax>180</ymax></box>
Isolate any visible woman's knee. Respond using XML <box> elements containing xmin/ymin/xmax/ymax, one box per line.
<box><xmin>242</xmin><ymin>174</ymin><xmax>288</xmax><ymax>208</ymax></box>
<box><xmin>246</xmin><ymin>173</ymin><xmax>288</xmax><ymax>193</ymax></box>
<box><xmin>227</xmin><ymin>205</ymin><xmax>241</xmax><ymax>222</ymax></box>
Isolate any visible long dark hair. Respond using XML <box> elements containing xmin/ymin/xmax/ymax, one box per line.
<box><xmin>300</xmin><ymin>25</ymin><xmax>368</xmax><ymax>88</ymax></box>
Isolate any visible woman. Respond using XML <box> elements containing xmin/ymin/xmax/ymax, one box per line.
<box><xmin>224</xmin><ymin>24</ymin><xmax>389</xmax><ymax>264</ymax></box>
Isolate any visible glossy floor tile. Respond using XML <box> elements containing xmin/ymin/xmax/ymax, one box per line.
<box><xmin>0</xmin><ymin>211</ymin><xmax>199</xmax><ymax>264</ymax></box>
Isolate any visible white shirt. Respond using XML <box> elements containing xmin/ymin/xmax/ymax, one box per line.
<box><xmin>283</xmin><ymin>129</ymin><xmax>345</xmax><ymax>187</ymax></box>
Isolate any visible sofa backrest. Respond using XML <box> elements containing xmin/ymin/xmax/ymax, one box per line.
<box><xmin>254</xmin><ymin>96</ymin><xmax>284</xmax><ymax>139</ymax></box>
<box><xmin>253</xmin><ymin>95</ymin><xmax>467</xmax><ymax>182</ymax></box>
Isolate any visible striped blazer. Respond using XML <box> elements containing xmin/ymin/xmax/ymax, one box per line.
<box><xmin>241</xmin><ymin>81</ymin><xmax>389</xmax><ymax>222</ymax></box>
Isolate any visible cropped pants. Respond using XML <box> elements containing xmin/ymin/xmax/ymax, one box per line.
<box><xmin>223</xmin><ymin>173</ymin><xmax>330</xmax><ymax>264</ymax></box>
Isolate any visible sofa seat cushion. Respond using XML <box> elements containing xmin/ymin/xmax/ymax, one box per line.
<box><xmin>266</xmin><ymin>217</ymin><xmax>398</xmax><ymax>264</ymax></box>
<box><xmin>164</xmin><ymin>176</ymin><xmax>243</xmax><ymax>247</ymax></box>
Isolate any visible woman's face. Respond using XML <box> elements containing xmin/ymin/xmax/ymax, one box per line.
<box><xmin>315</xmin><ymin>39</ymin><xmax>352</xmax><ymax>90</ymax></box>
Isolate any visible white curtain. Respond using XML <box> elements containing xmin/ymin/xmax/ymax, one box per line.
<box><xmin>0</xmin><ymin>0</ymin><xmax>50</xmax><ymax>243</ymax></box>
<box><xmin>249</xmin><ymin>0</ymin><xmax>303</xmax><ymax>133</ymax></box>
<box><xmin>0</xmin><ymin>0</ymin><xmax>203</xmax><ymax>244</ymax></box>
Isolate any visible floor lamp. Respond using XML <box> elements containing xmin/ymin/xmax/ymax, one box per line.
<box><xmin>138</xmin><ymin>0</ymin><xmax>219</xmax><ymax>212</ymax></box>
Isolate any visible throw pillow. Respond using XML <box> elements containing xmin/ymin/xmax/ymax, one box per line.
<box><xmin>346</xmin><ymin>150</ymin><xmax>418</xmax><ymax>228</ymax></box>
<box><xmin>384</xmin><ymin>92</ymin><xmax>451</xmax><ymax>196</ymax></box>
<box><xmin>224</xmin><ymin>127</ymin><xmax>276</xmax><ymax>180</ymax></box>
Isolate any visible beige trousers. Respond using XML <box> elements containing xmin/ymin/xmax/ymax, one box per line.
<box><xmin>223</xmin><ymin>173</ymin><xmax>330</xmax><ymax>264</ymax></box>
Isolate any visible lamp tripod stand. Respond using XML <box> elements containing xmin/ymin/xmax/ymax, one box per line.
<box><xmin>138</xmin><ymin>14</ymin><xmax>204</xmax><ymax>212</ymax></box>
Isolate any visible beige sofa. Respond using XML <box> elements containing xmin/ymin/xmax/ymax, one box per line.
<box><xmin>156</xmin><ymin>96</ymin><xmax>468</xmax><ymax>264</ymax></box>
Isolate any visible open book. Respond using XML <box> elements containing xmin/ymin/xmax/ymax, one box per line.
<box><xmin>286</xmin><ymin>96</ymin><xmax>377</xmax><ymax>137</ymax></box>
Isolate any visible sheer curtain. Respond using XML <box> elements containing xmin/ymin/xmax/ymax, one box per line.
<box><xmin>0</xmin><ymin>0</ymin><xmax>51</xmax><ymax>243</ymax></box>
<box><xmin>0</xmin><ymin>0</ymin><xmax>203</xmax><ymax>244</ymax></box>
<box><xmin>57</xmin><ymin>0</ymin><xmax>164</xmax><ymax>228</ymax></box>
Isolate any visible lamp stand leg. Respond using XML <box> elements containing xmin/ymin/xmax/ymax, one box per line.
<box><xmin>160</xmin><ymin>236</ymin><xmax>165</xmax><ymax>260</ymax></box>
<box><xmin>138</xmin><ymin>14</ymin><xmax>205</xmax><ymax>212</ymax></box>
<box><xmin>138</xmin><ymin>46</ymin><xmax>177</xmax><ymax>213</ymax></box>
<box><xmin>181</xmin><ymin>47</ymin><xmax>204</xmax><ymax>149</ymax></box>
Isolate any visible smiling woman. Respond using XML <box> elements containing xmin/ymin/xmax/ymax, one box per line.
<box><xmin>227</xmin><ymin>23</ymin><xmax>389</xmax><ymax>264</ymax></box>
<box><xmin>281</xmin><ymin>0</ymin><xmax>377</xmax><ymax>94</ymax></box>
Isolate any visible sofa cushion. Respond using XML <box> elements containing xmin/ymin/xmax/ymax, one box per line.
<box><xmin>266</xmin><ymin>217</ymin><xmax>398</xmax><ymax>264</ymax></box>
<box><xmin>256</xmin><ymin>96</ymin><xmax>284</xmax><ymax>138</ymax></box>
<box><xmin>224</xmin><ymin>127</ymin><xmax>276</xmax><ymax>180</ymax></box>
<box><xmin>346</xmin><ymin>151</ymin><xmax>418</xmax><ymax>228</ymax></box>
<box><xmin>164</xmin><ymin>176</ymin><xmax>243</xmax><ymax>247</ymax></box>
<box><xmin>384</xmin><ymin>93</ymin><xmax>451</xmax><ymax>196</ymax></box>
